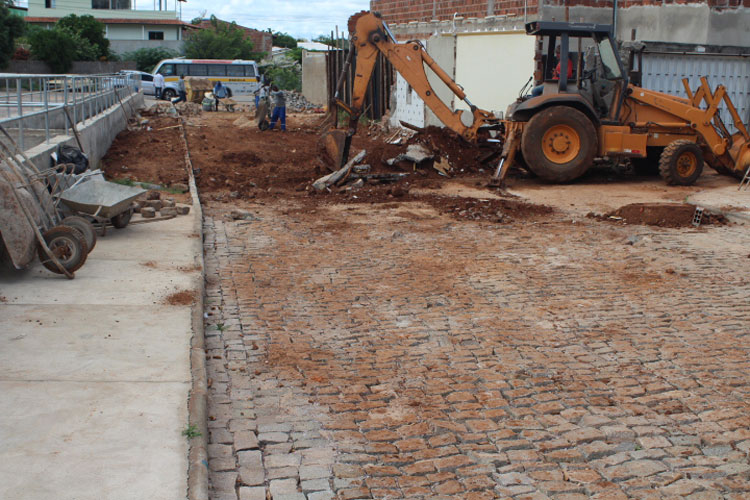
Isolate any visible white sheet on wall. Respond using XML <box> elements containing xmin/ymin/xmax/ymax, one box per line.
<box><xmin>454</xmin><ymin>32</ymin><xmax>536</xmax><ymax>116</ymax></box>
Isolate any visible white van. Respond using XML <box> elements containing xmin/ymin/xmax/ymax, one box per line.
<box><xmin>152</xmin><ymin>59</ymin><xmax>261</xmax><ymax>99</ymax></box>
<box><xmin>118</xmin><ymin>70</ymin><xmax>156</xmax><ymax>95</ymax></box>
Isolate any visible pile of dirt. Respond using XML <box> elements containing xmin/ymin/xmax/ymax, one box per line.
<box><xmin>407</xmin><ymin>125</ymin><xmax>495</xmax><ymax>172</ymax></box>
<box><xmin>101</xmin><ymin>115</ymin><xmax>187</xmax><ymax>187</ymax></box>
<box><xmin>164</xmin><ymin>290</ymin><xmax>196</xmax><ymax>305</ymax></box>
<box><xmin>101</xmin><ymin>112</ymin><xmax>498</xmax><ymax>203</ymax></box>
<box><xmin>421</xmin><ymin>194</ymin><xmax>554</xmax><ymax>222</ymax></box>
<box><xmin>598</xmin><ymin>203</ymin><xmax>726</xmax><ymax>227</ymax></box>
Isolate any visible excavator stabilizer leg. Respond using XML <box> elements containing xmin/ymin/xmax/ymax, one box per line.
<box><xmin>489</xmin><ymin>122</ymin><xmax>522</xmax><ymax>188</ymax></box>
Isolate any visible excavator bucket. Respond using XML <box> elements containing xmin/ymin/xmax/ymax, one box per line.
<box><xmin>321</xmin><ymin>129</ymin><xmax>348</xmax><ymax>169</ymax></box>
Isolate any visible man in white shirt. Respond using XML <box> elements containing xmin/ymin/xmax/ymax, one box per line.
<box><xmin>154</xmin><ymin>72</ymin><xmax>165</xmax><ymax>100</ymax></box>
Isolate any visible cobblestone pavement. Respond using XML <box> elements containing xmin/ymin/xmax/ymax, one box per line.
<box><xmin>203</xmin><ymin>199</ymin><xmax>750</xmax><ymax>500</ymax></box>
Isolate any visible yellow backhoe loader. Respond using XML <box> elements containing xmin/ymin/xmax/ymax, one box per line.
<box><xmin>325</xmin><ymin>11</ymin><xmax>750</xmax><ymax>187</ymax></box>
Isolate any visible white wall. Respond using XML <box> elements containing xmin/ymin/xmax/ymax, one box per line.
<box><xmin>391</xmin><ymin>72</ymin><xmax>425</xmax><ymax>129</ymax></box>
<box><xmin>454</xmin><ymin>31</ymin><xmax>536</xmax><ymax>117</ymax></box>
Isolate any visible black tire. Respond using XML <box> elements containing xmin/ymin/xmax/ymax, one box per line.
<box><xmin>631</xmin><ymin>147</ymin><xmax>664</xmax><ymax>175</ymax></box>
<box><xmin>226</xmin><ymin>88</ymin><xmax>233</xmax><ymax>98</ymax></box>
<box><xmin>521</xmin><ymin>106</ymin><xmax>597</xmax><ymax>183</ymax></box>
<box><xmin>37</xmin><ymin>225</ymin><xmax>88</xmax><ymax>274</ymax></box>
<box><xmin>258</xmin><ymin>119</ymin><xmax>269</xmax><ymax>131</ymax></box>
<box><xmin>659</xmin><ymin>140</ymin><xmax>704</xmax><ymax>185</ymax></box>
<box><xmin>163</xmin><ymin>88</ymin><xmax>177</xmax><ymax>100</ymax></box>
<box><xmin>111</xmin><ymin>208</ymin><xmax>133</xmax><ymax>229</ymax></box>
<box><xmin>62</xmin><ymin>216</ymin><xmax>97</xmax><ymax>253</ymax></box>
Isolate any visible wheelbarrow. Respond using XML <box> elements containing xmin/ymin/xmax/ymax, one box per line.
<box><xmin>56</xmin><ymin>171</ymin><xmax>146</xmax><ymax>232</ymax></box>
<box><xmin>0</xmin><ymin>125</ymin><xmax>98</xmax><ymax>278</ymax></box>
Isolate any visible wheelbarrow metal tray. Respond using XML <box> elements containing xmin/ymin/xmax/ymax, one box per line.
<box><xmin>58</xmin><ymin>178</ymin><xmax>146</xmax><ymax>219</ymax></box>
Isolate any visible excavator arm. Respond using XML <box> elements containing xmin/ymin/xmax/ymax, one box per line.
<box><xmin>324</xmin><ymin>11</ymin><xmax>500</xmax><ymax>168</ymax></box>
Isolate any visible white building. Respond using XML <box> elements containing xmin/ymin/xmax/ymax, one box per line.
<box><xmin>26</xmin><ymin>0</ymin><xmax>192</xmax><ymax>55</ymax></box>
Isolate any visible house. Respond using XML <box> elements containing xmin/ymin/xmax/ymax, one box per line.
<box><xmin>25</xmin><ymin>0</ymin><xmax>192</xmax><ymax>55</ymax></box>
<box><xmin>193</xmin><ymin>18</ymin><xmax>273</xmax><ymax>55</ymax></box>
<box><xmin>369</xmin><ymin>0</ymin><xmax>750</xmax><ymax>129</ymax></box>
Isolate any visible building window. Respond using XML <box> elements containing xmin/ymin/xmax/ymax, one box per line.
<box><xmin>92</xmin><ymin>0</ymin><xmax>132</xmax><ymax>10</ymax></box>
<box><xmin>148</xmin><ymin>31</ymin><xmax>164</xmax><ymax>40</ymax></box>
<box><xmin>45</xmin><ymin>0</ymin><xmax>55</xmax><ymax>7</ymax></box>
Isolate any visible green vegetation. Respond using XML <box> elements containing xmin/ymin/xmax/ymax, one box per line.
<box><xmin>263</xmin><ymin>65</ymin><xmax>301</xmax><ymax>92</ymax></box>
<box><xmin>57</xmin><ymin>14</ymin><xmax>111</xmax><ymax>60</ymax></box>
<box><xmin>272</xmin><ymin>31</ymin><xmax>297</xmax><ymax>49</ymax></box>
<box><xmin>0</xmin><ymin>1</ymin><xmax>24</xmax><ymax>69</ymax></box>
<box><xmin>182</xmin><ymin>424</ymin><xmax>201</xmax><ymax>439</ymax></box>
<box><xmin>184</xmin><ymin>16</ymin><xmax>264</xmax><ymax>60</ymax></box>
<box><xmin>28</xmin><ymin>15</ymin><xmax>112</xmax><ymax>73</ymax></box>
<box><xmin>122</xmin><ymin>47</ymin><xmax>177</xmax><ymax>72</ymax></box>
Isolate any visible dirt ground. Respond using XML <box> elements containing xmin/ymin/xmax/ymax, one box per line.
<box><xmin>101</xmin><ymin>109</ymin><xmax>742</xmax><ymax>228</ymax></box>
<box><xmin>100</xmin><ymin>104</ymin><xmax>750</xmax><ymax>499</ymax></box>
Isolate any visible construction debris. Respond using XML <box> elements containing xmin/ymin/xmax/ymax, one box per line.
<box><xmin>386</xmin><ymin>144</ymin><xmax>434</xmax><ymax>167</ymax></box>
<box><xmin>312</xmin><ymin>150</ymin><xmax>367</xmax><ymax>191</ymax></box>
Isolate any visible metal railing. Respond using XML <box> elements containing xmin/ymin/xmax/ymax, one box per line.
<box><xmin>0</xmin><ymin>73</ymin><xmax>138</xmax><ymax>151</ymax></box>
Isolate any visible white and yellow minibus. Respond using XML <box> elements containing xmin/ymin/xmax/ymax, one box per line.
<box><xmin>152</xmin><ymin>58</ymin><xmax>261</xmax><ymax>99</ymax></box>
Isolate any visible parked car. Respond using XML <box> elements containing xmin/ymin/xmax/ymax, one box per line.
<box><xmin>118</xmin><ymin>70</ymin><xmax>156</xmax><ymax>95</ymax></box>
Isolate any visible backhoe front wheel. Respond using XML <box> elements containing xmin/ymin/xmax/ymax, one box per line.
<box><xmin>521</xmin><ymin>106</ymin><xmax>597</xmax><ymax>183</ymax></box>
<box><xmin>659</xmin><ymin>140</ymin><xmax>703</xmax><ymax>185</ymax></box>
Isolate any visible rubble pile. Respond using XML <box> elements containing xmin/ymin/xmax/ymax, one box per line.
<box><xmin>282</xmin><ymin>91</ymin><xmax>324</xmax><ymax>113</ymax></box>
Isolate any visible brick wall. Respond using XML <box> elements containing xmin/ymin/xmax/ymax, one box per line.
<box><xmin>371</xmin><ymin>0</ymin><xmax>750</xmax><ymax>24</ymax></box>
<box><xmin>370</xmin><ymin>0</ymin><xmax>540</xmax><ymax>23</ymax></box>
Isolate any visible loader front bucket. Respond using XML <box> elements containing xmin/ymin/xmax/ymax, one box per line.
<box><xmin>729</xmin><ymin>132</ymin><xmax>750</xmax><ymax>177</ymax></box>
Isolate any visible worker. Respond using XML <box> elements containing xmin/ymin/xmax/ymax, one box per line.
<box><xmin>154</xmin><ymin>72</ymin><xmax>164</xmax><ymax>100</ymax></box>
<box><xmin>213</xmin><ymin>81</ymin><xmax>228</xmax><ymax>111</ymax></box>
<box><xmin>255</xmin><ymin>82</ymin><xmax>268</xmax><ymax>109</ymax></box>
<box><xmin>530</xmin><ymin>45</ymin><xmax>573</xmax><ymax>97</ymax></box>
<box><xmin>173</xmin><ymin>75</ymin><xmax>187</xmax><ymax>104</ymax></box>
<box><xmin>268</xmin><ymin>85</ymin><xmax>286</xmax><ymax>132</ymax></box>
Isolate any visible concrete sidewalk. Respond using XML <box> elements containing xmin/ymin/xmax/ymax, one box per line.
<box><xmin>0</xmin><ymin>210</ymin><xmax>203</xmax><ymax>500</ymax></box>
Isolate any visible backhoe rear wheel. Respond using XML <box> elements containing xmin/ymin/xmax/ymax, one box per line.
<box><xmin>659</xmin><ymin>140</ymin><xmax>703</xmax><ymax>185</ymax></box>
<box><xmin>521</xmin><ymin>106</ymin><xmax>597</xmax><ymax>183</ymax></box>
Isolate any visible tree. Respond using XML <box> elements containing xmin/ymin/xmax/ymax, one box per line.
<box><xmin>0</xmin><ymin>1</ymin><xmax>24</xmax><ymax>69</ymax></box>
<box><xmin>57</xmin><ymin>14</ymin><xmax>110</xmax><ymax>60</ymax></box>
<box><xmin>286</xmin><ymin>47</ymin><xmax>303</xmax><ymax>64</ymax></box>
<box><xmin>184</xmin><ymin>16</ymin><xmax>264</xmax><ymax>60</ymax></box>
<box><xmin>28</xmin><ymin>26</ymin><xmax>78</xmax><ymax>73</ymax></box>
<box><xmin>272</xmin><ymin>31</ymin><xmax>297</xmax><ymax>49</ymax></box>
<box><xmin>313</xmin><ymin>34</ymin><xmax>347</xmax><ymax>50</ymax></box>
<box><xmin>122</xmin><ymin>47</ymin><xmax>177</xmax><ymax>72</ymax></box>
<box><xmin>262</xmin><ymin>65</ymin><xmax>301</xmax><ymax>92</ymax></box>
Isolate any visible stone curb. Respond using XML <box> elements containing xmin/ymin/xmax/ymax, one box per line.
<box><xmin>181</xmin><ymin>114</ymin><xmax>209</xmax><ymax>500</ymax></box>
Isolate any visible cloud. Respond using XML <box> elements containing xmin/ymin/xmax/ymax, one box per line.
<box><xmin>180</xmin><ymin>0</ymin><xmax>370</xmax><ymax>40</ymax></box>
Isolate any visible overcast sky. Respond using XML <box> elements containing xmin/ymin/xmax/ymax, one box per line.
<box><xmin>177</xmin><ymin>0</ymin><xmax>371</xmax><ymax>41</ymax></box>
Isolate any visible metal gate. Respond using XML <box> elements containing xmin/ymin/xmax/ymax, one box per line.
<box><xmin>642</xmin><ymin>52</ymin><xmax>750</xmax><ymax>134</ymax></box>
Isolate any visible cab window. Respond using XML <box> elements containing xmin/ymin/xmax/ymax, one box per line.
<box><xmin>597</xmin><ymin>38</ymin><xmax>622</xmax><ymax>80</ymax></box>
<box><xmin>158</xmin><ymin>63</ymin><xmax>175</xmax><ymax>76</ymax></box>
<box><xmin>244</xmin><ymin>65</ymin><xmax>257</xmax><ymax>77</ymax></box>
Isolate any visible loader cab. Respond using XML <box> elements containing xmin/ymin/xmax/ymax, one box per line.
<box><xmin>510</xmin><ymin>21</ymin><xmax>628</xmax><ymax>124</ymax></box>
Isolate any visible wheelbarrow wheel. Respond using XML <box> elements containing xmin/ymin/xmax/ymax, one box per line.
<box><xmin>37</xmin><ymin>225</ymin><xmax>88</xmax><ymax>274</ymax></box>
<box><xmin>62</xmin><ymin>216</ymin><xmax>97</xmax><ymax>253</ymax></box>
<box><xmin>258</xmin><ymin>119</ymin><xmax>269</xmax><ymax>131</ymax></box>
<box><xmin>111</xmin><ymin>207</ymin><xmax>133</xmax><ymax>229</ymax></box>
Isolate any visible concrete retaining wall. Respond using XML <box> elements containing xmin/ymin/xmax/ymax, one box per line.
<box><xmin>23</xmin><ymin>92</ymin><xmax>144</xmax><ymax>171</ymax></box>
<box><xmin>111</xmin><ymin>40</ymin><xmax>184</xmax><ymax>56</ymax></box>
